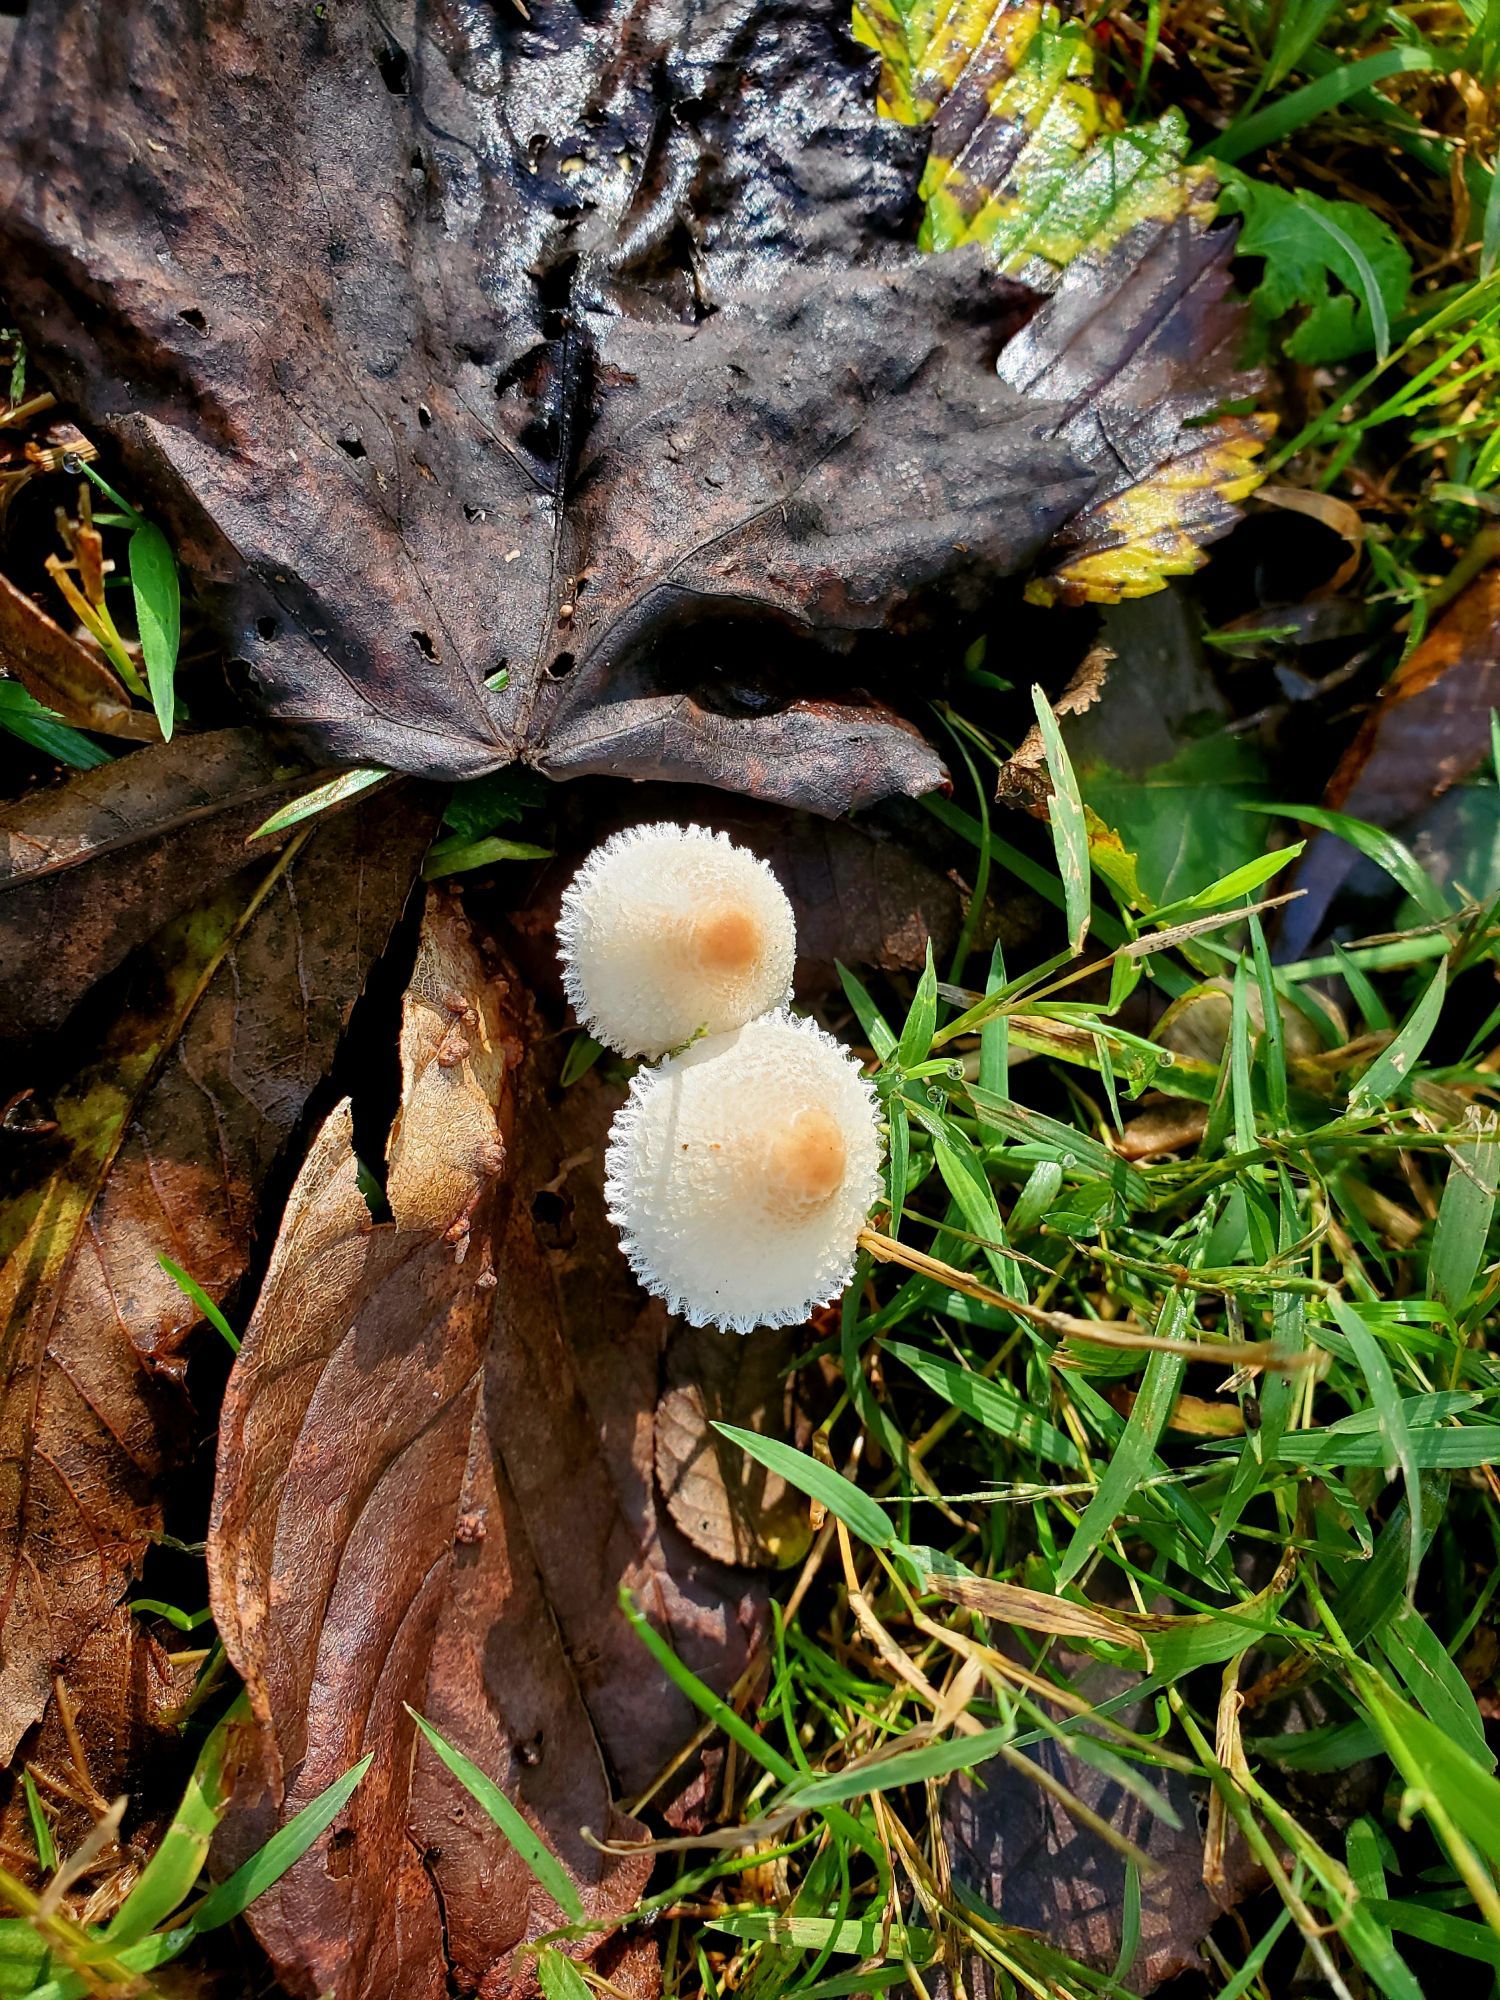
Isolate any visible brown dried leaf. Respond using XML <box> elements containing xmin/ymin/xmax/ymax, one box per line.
<box><xmin>656</xmin><ymin>1327</ymin><xmax>814</xmax><ymax>1569</ymax></box>
<box><xmin>0</xmin><ymin>568</ymin><xmax>155</xmax><ymax>742</ymax></box>
<box><xmin>208</xmin><ymin>900</ymin><xmax>762</xmax><ymax>2000</ymax></box>
<box><xmin>996</xmin><ymin>645</ymin><xmax>1113</xmax><ymax>813</ymax></box>
<box><xmin>1282</xmin><ymin>564</ymin><xmax>1500</xmax><ymax>956</ymax></box>
<box><xmin>0</xmin><ymin>794</ymin><xmax>430</xmax><ymax>1762</ymax></box>
<box><xmin>0</xmin><ymin>1605</ymin><xmax>188</xmax><ymax>1909</ymax></box>
<box><xmin>0</xmin><ymin>730</ymin><xmax>311</xmax><ymax>1038</ymax></box>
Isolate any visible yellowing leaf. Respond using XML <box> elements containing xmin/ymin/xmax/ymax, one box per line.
<box><xmin>859</xmin><ymin>0</ymin><xmax>1269</xmax><ymax>603</ymax></box>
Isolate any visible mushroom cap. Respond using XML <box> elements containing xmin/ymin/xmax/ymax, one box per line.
<box><xmin>605</xmin><ymin>1013</ymin><xmax>883</xmax><ymax>1334</ymax></box>
<box><xmin>557</xmin><ymin>823</ymin><xmax>797</xmax><ymax>1058</ymax></box>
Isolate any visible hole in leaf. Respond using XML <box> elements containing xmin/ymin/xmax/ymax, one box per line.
<box><xmin>531</xmin><ymin>1187</ymin><xmax>574</xmax><ymax>1250</ymax></box>
<box><xmin>338</xmin><ymin>435</ymin><xmax>367</xmax><ymax>459</ymax></box>
<box><xmin>374</xmin><ymin>41</ymin><xmax>410</xmax><ymax>94</ymax></box>
<box><xmin>417</xmin><ymin>404</ymin><xmax>433</xmax><ymax>429</ymax></box>
<box><xmin>178</xmin><ymin>306</ymin><xmax>206</xmax><ymax>331</ymax></box>
<box><xmin>548</xmin><ymin>650</ymin><xmax>575</xmax><ymax>679</ymax></box>
<box><xmin>256</xmin><ymin>615</ymin><xmax>279</xmax><ymax>642</ymax></box>
<box><xmin>412</xmin><ymin>630</ymin><xmax>438</xmax><ymax>661</ymax></box>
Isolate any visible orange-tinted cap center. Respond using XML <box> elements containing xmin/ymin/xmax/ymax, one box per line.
<box><xmin>692</xmin><ymin>900</ymin><xmax>762</xmax><ymax>974</ymax></box>
<box><xmin>767</xmin><ymin>1106</ymin><xmax>846</xmax><ymax>1212</ymax></box>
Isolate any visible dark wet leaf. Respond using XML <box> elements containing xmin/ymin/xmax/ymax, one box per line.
<box><xmin>0</xmin><ymin>792</ymin><xmax>430</xmax><ymax>1766</ymax></box>
<box><xmin>939</xmin><ymin>1656</ymin><xmax>1261</xmax><ymax>1993</ymax></box>
<box><xmin>2</xmin><ymin>0</ymin><xmax>1253</xmax><ymax>807</ymax></box>
<box><xmin>1282</xmin><ymin>566</ymin><xmax>1500</xmax><ymax>957</ymax></box>
<box><xmin>0</xmin><ymin>729</ymin><xmax>311</xmax><ymax>1039</ymax></box>
<box><xmin>208</xmin><ymin>898</ymin><xmax>762</xmax><ymax>2000</ymax></box>
<box><xmin>0</xmin><ymin>1604</ymin><xmax>188</xmax><ymax>1909</ymax></box>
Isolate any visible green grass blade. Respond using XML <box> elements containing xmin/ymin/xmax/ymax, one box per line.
<box><xmin>252</xmin><ymin>766</ymin><xmax>388</xmax><ymax>838</ymax></box>
<box><xmin>21</xmin><ymin>1772</ymin><xmax>54</xmax><ymax>1873</ymax></box>
<box><xmin>188</xmin><ymin>1751</ymin><xmax>373</xmax><ymax>1932</ymax></box>
<box><xmin>1032</xmin><ymin>686</ymin><xmax>1090</xmax><ymax>954</ymax></box>
<box><xmin>1251</xmin><ymin>803</ymin><xmax>1451</xmax><ymax>923</ymax></box>
<box><xmin>1349</xmin><ymin>961</ymin><xmax>1448</xmax><ymax>1109</ymax></box>
<box><xmin>0</xmin><ymin>684</ymin><xmax>111</xmax><ymax>770</ymax></box>
<box><xmin>712</xmin><ymin>1425</ymin><xmax>895</xmax><ymax>1549</ymax></box>
<box><xmin>896</xmin><ymin>942</ymin><xmax>938</xmax><ymax>1069</ymax></box>
<box><xmin>158</xmin><ymin>1255</ymin><xmax>239</xmax><ymax>1353</ymax></box>
<box><xmin>1211</xmin><ymin>48</ymin><xmax>1439</xmax><ymax>162</ymax></box>
<box><xmin>407</xmin><ymin>1711</ymin><xmax>582</xmax><ymax>1921</ymax></box>
<box><xmin>104</xmin><ymin>1706</ymin><xmax>234</xmax><ymax>1946</ymax></box>
<box><xmin>1055</xmin><ymin>1337</ymin><xmax>1186</xmax><ymax>1588</ymax></box>
<box><xmin>1331</xmin><ymin>1298</ymin><xmax>1421</xmax><ymax>1600</ymax></box>
<box><xmin>619</xmin><ymin>1589</ymin><xmax>799</xmax><ymax>1785</ymax></box>
<box><xmin>786</xmin><ymin>1725</ymin><xmax>1015</xmax><ymax>1807</ymax></box>
<box><xmin>882</xmin><ymin>1341</ymin><xmax>1078</xmax><ymax>1464</ymax></box>
<box><xmin>423</xmin><ymin>835</ymin><xmax>553</xmax><ymax>881</ymax></box>
<box><xmin>128</xmin><ymin>522</ymin><xmax>180</xmax><ymax>742</ymax></box>
<box><xmin>1429</xmin><ymin>1114</ymin><xmax>1499</xmax><ymax>1315</ymax></box>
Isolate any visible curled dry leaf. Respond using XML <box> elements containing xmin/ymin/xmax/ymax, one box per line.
<box><xmin>2</xmin><ymin>0</ymin><xmax>1256</xmax><ymax>807</ymax></box>
<box><xmin>0</xmin><ymin>792</ymin><xmax>431</xmax><ymax>1768</ymax></box>
<box><xmin>0</xmin><ymin>567</ymin><xmax>157</xmax><ymax>743</ymax></box>
<box><xmin>657</xmin><ymin>1327</ymin><xmax>815</xmax><ymax>1569</ymax></box>
<box><xmin>208</xmin><ymin>897</ymin><xmax>763</xmax><ymax>2000</ymax></box>
<box><xmin>0</xmin><ymin>729</ymin><xmax>310</xmax><ymax>1038</ymax></box>
<box><xmin>1282</xmin><ymin>563</ymin><xmax>1500</xmax><ymax>957</ymax></box>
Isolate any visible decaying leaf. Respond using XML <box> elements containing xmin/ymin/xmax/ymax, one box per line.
<box><xmin>856</xmin><ymin>0</ymin><xmax>1272</xmax><ymax>605</ymax></box>
<box><xmin>1282</xmin><ymin>563</ymin><xmax>1500</xmax><ymax>957</ymax></box>
<box><xmin>0</xmin><ymin>729</ymin><xmax>310</xmax><ymax>1038</ymax></box>
<box><xmin>0</xmin><ymin>566</ymin><xmax>156</xmax><ymax>744</ymax></box>
<box><xmin>0</xmin><ymin>793</ymin><xmax>430</xmax><ymax>1765</ymax></box>
<box><xmin>0</xmin><ymin>1605</ymin><xmax>190</xmax><ymax>1914</ymax></box>
<box><xmin>208</xmin><ymin>898</ymin><xmax>762</xmax><ymax>2000</ymax></box>
<box><xmin>2</xmin><ymin>0</ymin><xmax>1256</xmax><ymax>803</ymax></box>
<box><xmin>657</xmin><ymin>1327</ymin><xmax>814</xmax><ymax>1569</ymax></box>
<box><xmin>940</xmin><ymin>1653</ymin><xmax>1261</xmax><ymax>1993</ymax></box>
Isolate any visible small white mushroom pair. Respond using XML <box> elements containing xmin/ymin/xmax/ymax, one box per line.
<box><xmin>557</xmin><ymin>824</ymin><xmax>883</xmax><ymax>1334</ymax></box>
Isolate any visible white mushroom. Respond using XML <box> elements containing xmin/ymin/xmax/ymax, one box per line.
<box><xmin>605</xmin><ymin>1013</ymin><xmax>883</xmax><ymax>1333</ymax></box>
<box><xmin>556</xmin><ymin>822</ymin><xmax>797</xmax><ymax>1057</ymax></box>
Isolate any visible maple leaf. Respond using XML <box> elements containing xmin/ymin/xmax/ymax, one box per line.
<box><xmin>1</xmin><ymin>0</ymin><xmax>1257</xmax><ymax>799</ymax></box>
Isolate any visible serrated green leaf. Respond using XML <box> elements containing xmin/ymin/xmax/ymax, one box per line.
<box><xmin>1219</xmin><ymin>174</ymin><xmax>1412</xmax><ymax>364</ymax></box>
